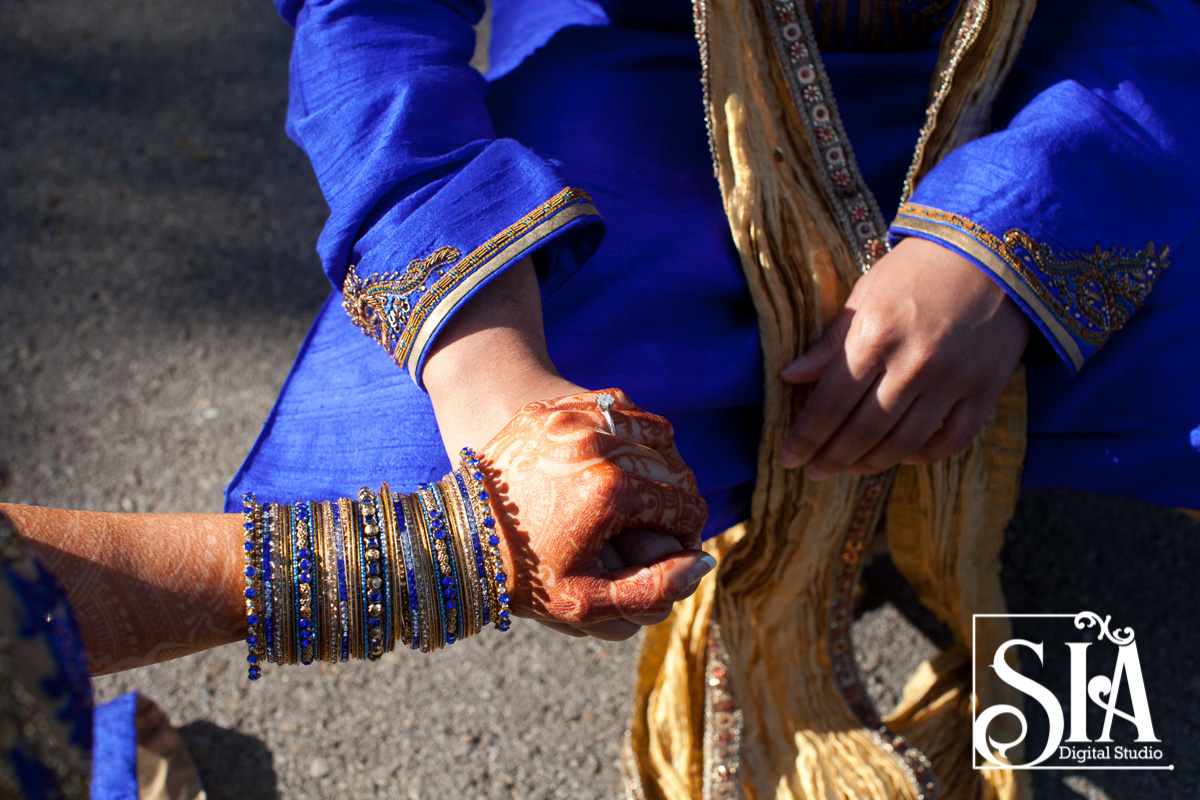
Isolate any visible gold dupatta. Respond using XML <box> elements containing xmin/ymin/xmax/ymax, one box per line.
<box><xmin>627</xmin><ymin>1</ymin><xmax>1037</xmax><ymax>798</ymax></box>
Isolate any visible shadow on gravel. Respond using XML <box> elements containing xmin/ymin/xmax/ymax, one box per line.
<box><xmin>178</xmin><ymin>721</ymin><xmax>280</xmax><ymax>800</ymax></box>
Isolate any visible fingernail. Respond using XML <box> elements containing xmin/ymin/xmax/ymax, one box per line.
<box><xmin>807</xmin><ymin>465</ymin><xmax>829</xmax><ymax>482</ymax></box>
<box><xmin>780</xmin><ymin>359</ymin><xmax>805</xmax><ymax>379</ymax></box>
<box><xmin>781</xmin><ymin>448</ymin><xmax>803</xmax><ymax>469</ymax></box>
<box><xmin>686</xmin><ymin>554</ymin><xmax>717</xmax><ymax>586</ymax></box>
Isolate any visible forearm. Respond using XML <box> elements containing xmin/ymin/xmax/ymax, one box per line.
<box><xmin>423</xmin><ymin>256</ymin><xmax>583</xmax><ymax>461</ymax></box>
<box><xmin>0</xmin><ymin>504</ymin><xmax>245</xmax><ymax>676</ymax></box>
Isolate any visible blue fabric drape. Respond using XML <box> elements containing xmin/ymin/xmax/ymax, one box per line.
<box><xmin>229</xmin><ymin>0</ymin><xmax>1200</xmax><ymax>528</ymax></box>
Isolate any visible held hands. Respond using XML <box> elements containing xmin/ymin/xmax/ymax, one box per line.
<box><xmin>423</xmin><ymin>258</ymin><xmax>710</xmax><ymax>640</ymax></box>
<box><xmin>780</xmin><ymin>236</ymin><xmax>1032</xmax><ymax>478</ymax></box>
<box><xmin>477</xmin><ymin>388</ymin><xmax>712</xmax><ymax>641</ymax></box>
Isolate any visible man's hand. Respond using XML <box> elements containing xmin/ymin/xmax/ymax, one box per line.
<box><xmin>779</xmin><ymin>236</ymin><xmax>1032</xmax><ymax>479</ymax></box>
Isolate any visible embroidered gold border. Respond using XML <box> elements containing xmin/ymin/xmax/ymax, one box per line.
<box><xmin>901</xmin><ymin>0</ymin><xmax>989</xmax><ymax>202</ymax></box>
<box><xmin>342</xmin><ymin>187</ymin><xmax>599</xmax><ymax>382</ymax></box>
<box><xmin>760</xmin><ymin>0</ymin><xmax>891</xmax><ymax>270</ymax></box>
<box><xmin>894</xmin><ymin>202</ymin><xmax>1084</xmax><ymax>369</ymax></box>
<box><xmin>406</xmin><ymin>191</ymin><xmax>597</xmax><ymax>382</ymax></box>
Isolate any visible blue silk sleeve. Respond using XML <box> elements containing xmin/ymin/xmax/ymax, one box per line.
<box><xmin>276</xmin><ymin>0</ymin><xmax>604</xmax><ymax>388</ymax></box>
<box><xmin>889</xmin><ymin>0</ymin><xmax>1200</xmax><ymax>374</ymax></box>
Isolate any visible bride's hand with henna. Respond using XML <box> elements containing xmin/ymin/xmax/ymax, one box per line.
<box><xmin>423</xmin><ymin>258</ymin><xmax>712</xmax><ymax>640</ymax></box>
<box><xmin>478</xmin><ymin>387</ymin><xmax>712</xmax><ymax>641</ymax></box>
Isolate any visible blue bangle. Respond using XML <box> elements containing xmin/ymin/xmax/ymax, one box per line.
<box><xmin>292</xmin><ymin>503</ymin><xmax>316</xmax><ymax>664</ymax></box>
<box><xmin>332</xmin><ymin>501</ymin><xmax>350</xmax><ymax>662</ymax></box>
<box><xmin>426</xmin><ymin>481</ymin><xmax>467</xmax><ymax>643</ymax></box>
<box><xmin>453</xmin><ymin>470</ymin><xmax>491</xmax><ymax>628</ymax></box>
<box><xmin>241</xmin><ymin>493</ymin><xmax>264</xmax><ymax>681</ymax></box>
<box><xmin>459</xmin><ymin>448</ymin><xmax>510</xmax><ymax>632</ymax></box>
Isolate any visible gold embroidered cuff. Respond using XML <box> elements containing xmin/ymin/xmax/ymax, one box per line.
<box><xmin>892</xmin><ymin>202</ymin><xmax>1170</xmax><ymax>372</ymax></box>
<box><xmin>341</xmin><ymin>187</ymin><xmax>599</xmax><ymax>385</ymax></box>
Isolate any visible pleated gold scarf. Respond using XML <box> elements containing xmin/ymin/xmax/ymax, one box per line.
<box><xmin>627</xmin><ymin>1</ymin><xmax>1038</xmax><ymax>798</ymax></box>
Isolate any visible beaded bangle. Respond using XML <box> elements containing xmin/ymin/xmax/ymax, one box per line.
<box><xmin>425</xmin><ymin>482</ymin><xmax>464</xmax><ymax>644</ymax></box>
<box><xmin>357</xmin><ymin>489</ymin><xmax>388</xmax><ymax>661</ymax></box>
<box><xmin>459</xmin><ymin>449</ymin><xmax>510</xmax><ymax>631</ymax></box>
<box><xmin>451</xmin><ymin>470</ymin><xmax>492</xmax><ymax>628</ymax></box>
<box><xmin>416</xmin><ymin>484</ymin><xmax>458</xmax><ymax>645</ymax></box>
<box><xmin>245</xmin><ymin>456</ymin><xmax>511</xmax><ymax>680</ymax></box>
<box><xmin>332</xmin><ymin>500</ymin><xmax>350</xmax><ymax>662</ymax></box>
<box><xmin>242</xmin><ymin>494</ymin><xmax>264</xmax><ymax>681</ymax></box>
<box><xmin>292</xmin><ymin>503</ymin><xmax>316</xmax><ymax>664</ymax></box>
<box><xmin>378</xmin><ymin>484</ymin><xmax>408</xmax><ymax>653</ymax></box>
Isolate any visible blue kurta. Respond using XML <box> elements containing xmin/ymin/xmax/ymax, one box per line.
<box><xmin>227</xmin><ymin>0</ymin><xmax>1200</xmax><ymax>530</ymax></box>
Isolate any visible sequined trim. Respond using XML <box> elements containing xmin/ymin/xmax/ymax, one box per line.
<box><xmin>901</xmin><ymin>0</ymin><xmax>988</xmax><ymax>201</ymax></box>
<box><xmin>702</xmin><ymin>621</ymin><xmax>744</xmax><ymax>800</ymax></box>
<box><xmin>829</xmin><ymin>471</ymin><xmax>940</xmax><ymax>799</ymax></box>
<box><xmin>691</xmin><ymin>0</ymin><xmax>716</xmax><ymax>177</ymax></box>
<box><xmin>763</xmin><ymin>0</ymin><xmax>891</xmax><ymax>270</ymax></box>
<box><xmin>893</xmin><ymin>203</ymin><xmax>1170</xmax><ymax>371</ymax></box>
<box><xmin>621</xmin><ymin>729</ymin><xmax>647</xmax><ymax>800</ymax></box>
<box><xmin>342</xmin><ymin>187</ymin><xmax>598</xmax><ymax>381</ymax></box>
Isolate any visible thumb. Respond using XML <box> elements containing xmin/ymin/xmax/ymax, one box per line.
<box><xmin>605</xmin><ymin>550</ymin><xmax>717</xmax><ymax>618</ymax></box>
<box><xmin>780</xmin><ymin>317</ymin><xmax>846</xmax><ymax>383</ymax></box>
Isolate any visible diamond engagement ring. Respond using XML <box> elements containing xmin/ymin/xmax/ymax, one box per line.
<box><xmin>596</xmin><ymin>393</ymin><xmax>617</xmax><ymax>436</ymax></box>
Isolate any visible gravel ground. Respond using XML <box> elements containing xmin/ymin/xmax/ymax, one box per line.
<box><xmin>2</xmin><ymin>1</ymin><xmax>1198</xmax><ymax>798</ymax></box>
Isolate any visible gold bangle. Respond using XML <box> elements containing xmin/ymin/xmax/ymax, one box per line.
<box><xmin>339</xmin><ymin>498</ymin><xmax>362</xmax><ymax>661</ymax></box>
<box><xmin>408</xmin><ymin>490</ymin><xmax>443</xmax><ymax>651</ymax></box>
<box><xmin>378</xmin><ymin>484</ymin><xmax>407</xmax><ymax>653</ymax></box>
<box><xmin>440</xmin><ymin>476</ymin><xmax>481</xmax><ymax>639</ymax></box>
<box><xmin>275</xmin><ymin>504</ymin><xmax>296</xmax><ymax>665</ymax></box>
<box><xmin>313</xmin><ymin>502</ymin><xmax>335</xmax><ymax>664</ymax></box>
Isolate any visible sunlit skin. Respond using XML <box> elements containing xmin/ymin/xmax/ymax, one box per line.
<box><xmin>479</xmin><ymin>388</ymin><xmax>709</xmax><ymax>641</ymax></box>
<box><xmin>6</xmin><ymin>237</ymin><xmax>1030</xmax><ymax>674</ymax></box>
<box><xmin>2</xmin><ymin>389</ymin><xmax>709</xmax><ymax>673</ymax></box>
<box><xmin>423</xmin><ymin>256</ymin><xmax>711</xmax><ymax>639</ymax></box>
<box><xmin>779</xmin><ymin>236</ymin><xmax>1033</xmax><ymax>478</ymax></box>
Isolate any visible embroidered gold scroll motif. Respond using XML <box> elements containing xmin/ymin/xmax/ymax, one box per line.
<box><xmin>342</xmin><ymin>187</ymin><xmax>597</xmax><ymax>376</ymax></box>
<box><xmin>895</xmin><ymin>203</ymin><xmax>1170</xmax><ymax>362</ymax></box>
<box><xmin>1004</xmin><ymin>229</ymin><xmax>1170</xmax><ymax>347</ymax></box>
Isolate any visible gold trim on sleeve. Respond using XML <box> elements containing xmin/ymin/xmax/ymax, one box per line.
<box><xmin>341</xmin><ymin>187</ymin><xmax>598</xmax><ymax>380</ymax></box>
<box><xmin>894</xmin><ymin>203</ymin><xmax>1170</xmax><ymax>371</ymax></box>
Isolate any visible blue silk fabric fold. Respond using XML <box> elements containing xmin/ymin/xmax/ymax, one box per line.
<box><xmin>228</xmin><ymin>0</ymin><xmax>1200</xmax><ymax>533</ymax></box>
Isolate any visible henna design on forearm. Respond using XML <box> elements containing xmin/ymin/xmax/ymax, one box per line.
<box><xmin>1</xmin><ymin>506</ymin><xmax>245</xmax><ymax>675</ymax></box>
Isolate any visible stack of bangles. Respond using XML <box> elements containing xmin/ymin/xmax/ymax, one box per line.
<box><xmin>239</xmin><ymin>447</ymin><xmax>510</xmax><ymax>680</ymax></box>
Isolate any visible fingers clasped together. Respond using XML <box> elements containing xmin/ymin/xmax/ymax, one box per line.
<box><xmin>476</xmin><ymin>388</ymin><xmax>712</xmax><ymax>640</ymax></box>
